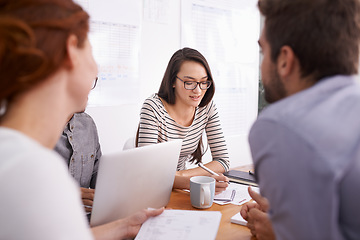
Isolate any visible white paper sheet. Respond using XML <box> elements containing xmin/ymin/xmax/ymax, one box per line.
<box><xmin>214</xmin><ymin>189</ymin><xmax>236</xmax><ymax>202</ymax></box>
<box><xmin>135</xmin><ymin>209</ymin><xmax>221</xmax><ymax>240</ymax></box>
<box><xmin>230</xmin><ymin>212</ymin><xmax>248</xmax><ymax>226</ymax></box>
<box><xmin>214</xmin><ymin>184</ymin><xmax>259</xmax><ymax>205</ymax></box>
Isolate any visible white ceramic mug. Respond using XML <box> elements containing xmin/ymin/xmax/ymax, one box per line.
<box><xmin>190</xmin><ymin>176</ymin><xmax>215</xmax><ymax>209</ymax></box>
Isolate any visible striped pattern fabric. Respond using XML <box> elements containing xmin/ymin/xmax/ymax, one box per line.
<box><xmin>138</xmin><ymin>94</ymin><xmax>230</xmax><ymax>171</ymax></box>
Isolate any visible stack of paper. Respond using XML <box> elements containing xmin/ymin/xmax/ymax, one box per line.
<box><xmin>230</xmin><ymin>212</ymin><xmax>248</xmax><ymax>226</ymax></box>
<box><xmin>214</xmin><ymin>184</ymin><xmax>259</xmax><ymax>206</ymax></box>
<box><xmin>214</xmin><ymin>189</ymin><xmax>236</xmax><ymax>202</ymax></box>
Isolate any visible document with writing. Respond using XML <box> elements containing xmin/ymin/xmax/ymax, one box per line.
<box><xmin>135</xmin><ymin>209</ymin><xmax>221</xmax><ymax>240</ymax></box>
<box><xmin>214</xmin><ymin>184</ymin><xmax>260</xmax><ymax>205</ymax></box>
<box><xmin>214</xmin><ymin>189</ymin><xmax>236</xmax><ymax>202</ymax></box>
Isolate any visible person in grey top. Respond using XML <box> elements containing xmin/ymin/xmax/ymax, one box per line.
<box><xmin>240</xmin><ymin>0</ymin><xmax>360</xmax><ymax>240</ymax></box>
<box><xmin>55</xmin><ymin>112</ymin><xmax>102</xmax><ymax>214</ymax></box>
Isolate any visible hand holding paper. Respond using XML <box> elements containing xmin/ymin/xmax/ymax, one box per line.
<box><xmin>240</xmin><ymin>187</ymin><xmax>269</xmax><ymax>219</ymax></box>
<box><xmin>239</xmin><ymin>187</ymin><xmax>275</xmax><ymax>240</ymax></box>
<box><xmin>135</xmin><ymin>210</ymin><xmax>221</xmax><ymax>240</ymax></box>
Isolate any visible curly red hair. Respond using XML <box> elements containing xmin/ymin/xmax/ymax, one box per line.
<box><xmin>0</xmin><ymin>0</ymin><xmax>89</xmax><ymax>106</ymax></box>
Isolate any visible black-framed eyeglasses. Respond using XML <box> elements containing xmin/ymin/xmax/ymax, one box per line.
<box><xmin>91</xmin><ymin>77</ymin><xmax>98</xmax><ymax>90</ymax></box>
<box><xmin>176</xmin><ymin>76</ymin><xmax>212</xmax><ymax>90</ymax></box>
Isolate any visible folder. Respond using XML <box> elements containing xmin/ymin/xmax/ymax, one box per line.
<box><xmin>224</xmin><ymin>170</ymin><xmax>258</xmax><ymax>187</ymax></box>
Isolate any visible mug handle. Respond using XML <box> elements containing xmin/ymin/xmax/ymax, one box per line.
<box><xmin>201</xmin><ymin>185</ymin><xmax>211</xmax><ymax>207</ymax></box>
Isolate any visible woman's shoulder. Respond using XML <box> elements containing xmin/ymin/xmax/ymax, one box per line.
<box><xmin>73</xmin><ymin>112</ymin><xmax>96</xmax><ymax>128</ymax></box>
<box><xmin>74</xmin><ymin>112</ymin><xmax>93</xmax><ymax>122</ymax></box>
<box><xmin>142</xmin><ymin>93</ymin><xmax>165</xmax><ymax>111</ymax></box>
<box><xmin>198</xmin><ymin>99</ymin><xmax>217</xmax><ymax>115</ymax></box>
<box><xmin>0</xmin><ymin>127</ymin><xmax>68</xmax><ymax>174</ymax></box>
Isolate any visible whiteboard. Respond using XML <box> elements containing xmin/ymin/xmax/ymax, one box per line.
<box><xmin>181</xmin><ymin>0</ymin><xmax>260</xmax><ymax>137</ymax></box>
<box><xmin>76</xmin><ymin>0</ymin><xmax>260</xmax><ymax>166</ymax></box>
<box><xmin>75</xmin><ymin>0</ymin><xmax>142</xmax><ymax>106</ymax></box>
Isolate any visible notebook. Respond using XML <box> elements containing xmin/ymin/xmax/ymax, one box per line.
<box><xmin>90</xmin><ymin>139</ymin><xmax>182</xmax><ymax>227</ymax></box>
<box><xmin>224</xmin><ymin>170</ymin><xmax>258</xmax><ymax>187</ymax></box>
<box><xmin>230</xmin><ymin>212</ymin><xmax>248</xmax><ymax>226</ymax></box>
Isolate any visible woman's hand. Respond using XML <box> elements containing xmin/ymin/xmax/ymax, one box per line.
<box><xmin>91</xmin><ymin>207</ymin><xmax>164</xmax><ymax>239</ymax></box>
<box><xmin>122</xmin><ymin>208</ymin><xmax>165</xmax><ymax>238</ymax></box>
<box><xmin>212</xmin><ymin>174</ymin><xmax>229</xmax><ymax>194</ymax></box>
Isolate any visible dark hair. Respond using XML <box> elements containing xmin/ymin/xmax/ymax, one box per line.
<box><xmin>0</xmin><ymin>0</ymin><xmax>89</xmax><ymax>113</ymax></box>
<box><xmin>153</xmin><ymin>48</ymin><xmax>214</xmax><ymax>164</ymax></box>
<box><xmin>258</xmin><ymin>0</ymin><xmax>360</xmax><ymax>81</ymax></box>
<box><xmin>158</xmin><ymin>47</ymin><xmax>215</xmax><ymax>108</ymax></box>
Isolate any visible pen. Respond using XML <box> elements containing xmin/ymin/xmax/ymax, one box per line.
<box><xmin>198</xmin><ymin>162</ymin><xmax>219</xmax><ymax>176</ymax></box>
<box><xmin>198</xmin><ymin>163</ymin><xmax>230</xmax><ymax>184</ymax></box>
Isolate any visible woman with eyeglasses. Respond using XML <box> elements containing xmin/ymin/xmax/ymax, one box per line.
<box><xmin>137</xmin><ymin>48</ymin><xmax>230</xmax><ymax>193</ymax></box>
<box><xmin>0</xmin><ymin>0</ymin><xmax>163</xmax><ymax>239</ymax></box>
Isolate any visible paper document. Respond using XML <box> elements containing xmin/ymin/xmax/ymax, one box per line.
<box><xmin>214</xmin><ymin>189</ymin><xmax>236</xmax><ymax>202</ymax></box>
<box><xmin>135</xmin><ymin>209</ymin><xmax>221</xmax><ymax>240</ymax></box>
<box><xmin>214</xmin><ymin>184</ymin><xmax>259</xmax><ymax>205</ymax></box>
<box><xmin>231</xmin><ymin>212</ymin><xmax>248</xmax><ymax>226</ymax></box>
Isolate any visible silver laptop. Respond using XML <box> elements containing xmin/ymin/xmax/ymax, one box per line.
<box><xmin>90</xmin><ymin>139</ymin><xmax>182</xmax><ymax>227</ymax></box>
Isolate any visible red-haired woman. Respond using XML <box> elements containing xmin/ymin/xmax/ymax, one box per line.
<box><xmin>0</xmin><ymin>0</ymin><xmax>162</xmax><ymax>239</ymax></box>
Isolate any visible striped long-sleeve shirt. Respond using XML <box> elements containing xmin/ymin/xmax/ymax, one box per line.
<box><xmin>138</xmin><ymin>94</ymin><xmax>230</xmax><ymax>171</ymax></box>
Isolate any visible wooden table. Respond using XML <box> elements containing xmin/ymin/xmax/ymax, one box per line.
<box><xmin>166</xmin><ymin>189</ymin><xmax>253</xmax><ymax>240</ymax></box>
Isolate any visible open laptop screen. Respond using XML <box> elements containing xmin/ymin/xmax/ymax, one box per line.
<box><xmin>90</xmin><ymin>139</ymin><xmax>182</xmax><ymax>227</ymax></box>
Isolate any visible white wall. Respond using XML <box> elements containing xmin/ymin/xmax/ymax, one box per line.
<box><xmin>186</xmin><ymin>133</ymin><xmax>253</xmax><ymax>169</ymax></box>
<box><xmin>86</xmin><ymin>0</ymin><xmax>181</xmax><ymax>154</ymax></box>
<box><xmin>86</xmin><ymin>0</ymin><xmax>255</xmax><ymax>168</ymax></box>
<box><xmin>86</xmin><ymin>104</ymin><xmax>140</xmax><ymax>154</ymax></box>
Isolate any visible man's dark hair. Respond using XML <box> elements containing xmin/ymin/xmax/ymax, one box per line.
<box><xmin>258</xmin><ymin>0</ymin><xmax>360</xmax><ymax>81</ymax></box>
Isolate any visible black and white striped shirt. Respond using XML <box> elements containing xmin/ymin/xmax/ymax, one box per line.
<box><xmin>138</xmin><ymin>94</ymin><xmax>230</xmax><ymax>171</ymax></box>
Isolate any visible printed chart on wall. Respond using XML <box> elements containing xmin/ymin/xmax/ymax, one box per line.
<box><xmin>181</xmin><ymin>0</ymin><xmax>260</xmax><ymax>136</ymax></box>
<box><xmin>75</xmin><ymin>0</ymin><xmax>142</xmax><ymax>106</ymax></box>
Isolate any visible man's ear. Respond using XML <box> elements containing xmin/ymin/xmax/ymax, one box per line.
<box><xmin>276</xmin><ymin>45</ymin><xmax>296</xmax><ymax>78</ymax></box>
<box><xmin>63</xmin><ymin>34</ymin><xmax>79</xmax><ymax>69</ymax></box>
